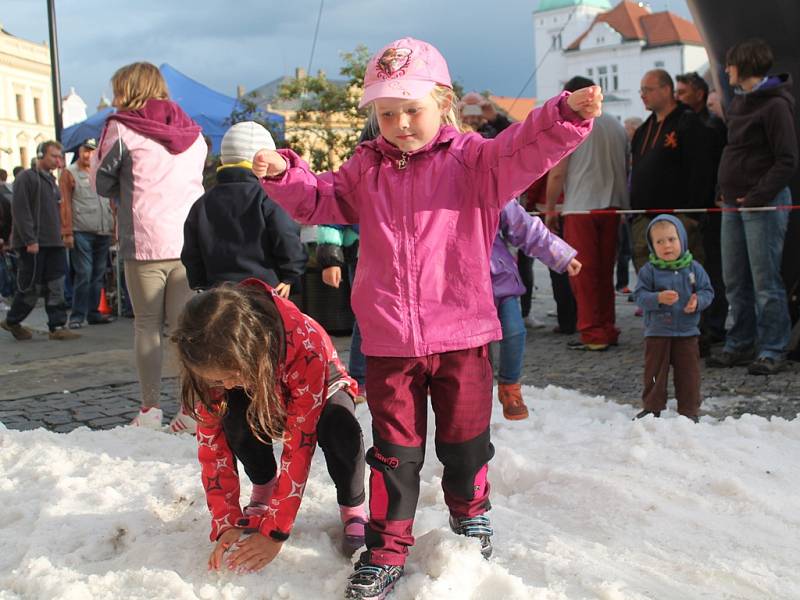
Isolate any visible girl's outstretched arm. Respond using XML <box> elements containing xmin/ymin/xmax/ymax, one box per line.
<box><xmin>254</xmin><ymin>148</ymin><xmax>363</xmax><ymax>226</ymax></box>
<box><xmin>464</xmin><ymin>90</ymin><xmax>597</xmax><ymax>210</ymax></box>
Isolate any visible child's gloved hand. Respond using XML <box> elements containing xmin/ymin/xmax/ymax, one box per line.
<box><xmin>208</xmin><ymin>528</ymin><xmax>243</xmax><ymax>571</ymax></box>
<box><xmin>567</xmin><ymin>85</ymin><xmax>603</xmax><ymax>119</ymax></box>
<box><xmin>658</xmin><ymin>290</ymin><xmax>680</xmax><ymax>306</ymax></box>
<box><xmin>252</xmin><ymin>149</ymin><xmax>288</xmax><ymax>178</ymax></box>
<box><xmin>322</xmin><ymin>266</ymin><xmax>342</xmax><ymax>288</ymax></box>
<box><xmin>683</xmin><ymin>293</ymin><xmax>698</xmax><ymax>314</ymax></box>
<box><xmin>566</xmin><ymin>258</ymin><xmax>582</xmax><ymax>277</ymax></box>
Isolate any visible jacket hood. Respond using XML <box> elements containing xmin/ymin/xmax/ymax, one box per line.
<box><xmin>107</xmin><ymin>98</ymin><xmax>202</xmax><ymax>154</ymax></box>
<box><xmin>646</xmin><ymin>214</ymin><xmax>687</xmax><ymax>256</ymax></box>
<box><xmin>740</xmin><ymin>73</ymin><xmax>795</xmax><ymax>110</ymax></box>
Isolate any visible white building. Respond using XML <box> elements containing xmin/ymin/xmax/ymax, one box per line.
<box><xmin>534</xmin><ymin>0</ymin><xmax>708</xmax><ymax>121</ymax></box>
<box><xmin>62</xmin><ymin>87</ymin><xmax>87</xmax><ymax>128</ymax></box>
<box><xmin>0</xmin><ymin>24</ymin><xmax>55</xmax><ymax>176</ymax></box>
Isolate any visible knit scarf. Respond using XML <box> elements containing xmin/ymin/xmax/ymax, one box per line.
<box><xmin>649</xmin><ymin>251</ymin><xmax>693</xmax><ymax>270</ymax></box>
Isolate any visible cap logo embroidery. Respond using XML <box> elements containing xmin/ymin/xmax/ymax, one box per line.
<box><xmin>376</xmin><ymin>47</ymin><xmax>412</xmax><ymax>80</ymax></box>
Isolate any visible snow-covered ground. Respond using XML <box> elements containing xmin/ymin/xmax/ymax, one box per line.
<box><xmin>1</xmin><ymin>386</ymin><xmax>799</xmax><ymax>600</ymax></box>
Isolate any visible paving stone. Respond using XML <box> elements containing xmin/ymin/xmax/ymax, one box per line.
<box><xmin>88</xmin><ymin>416</ymin><xmax>127</xmax><ymax>429</ymax></box>
<box><xmin>42</xmin><ymin>412</ymin><xmax>74</xmax><ymax>426</ymax></box>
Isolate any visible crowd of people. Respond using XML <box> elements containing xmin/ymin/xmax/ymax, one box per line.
<box><xmin>0</xmin><ymin>34</ymin><xmax>797</xmax><ymax>600</ymax></box>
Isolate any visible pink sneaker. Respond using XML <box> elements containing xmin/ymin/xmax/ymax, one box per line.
<box><xmin>168</xmin><ymin>408</ymin><xmax>197</xmax><ymax>434</ymax></box>
<box><xmin>131</xmin><ymin>407</ymin><xmax>163</xmax><ymax>429</ymax></box>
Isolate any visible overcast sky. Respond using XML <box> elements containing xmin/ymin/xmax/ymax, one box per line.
<box><xmin>3</xmin><ymin>0</ymin><xmax>691</xmax><ymax>113</ymax></box>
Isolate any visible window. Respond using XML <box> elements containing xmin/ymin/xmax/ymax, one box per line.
<box><xmin>33</xmin><ymin>97</ymin><xmax>42</xmax><ymax>124</ymax></box>
<box><xmin>551</xmin><ymin>33</ymin><xmax>562</xmax><ymax>50</ymax></box>
<box><xmin>612</xmin><ymin>65</ymin><xmax>619</xmax><ymax>91</ymax></box>
<box><xmin>587</xmin><ymin>67</ymin><xmax>594</xmax><ymax>77</ymax></box>
<box><xmin>655</xmin><ymin>60</ymin><xmax>665</xmax><ymax>68</ymax></box>
<box><xmin>15</xmin><ymin>95</ymin><xmax>24</xmax><ymax>121</ymax></box>
<box><xmin>598</xmin><ymin>66</ymin><xmax>609</xmax><ymax>91</ymax></box>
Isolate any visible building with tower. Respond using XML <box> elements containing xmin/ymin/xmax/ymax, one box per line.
<box><xmin>534</xmin><ymin>0</ymin><xmax>708</xmax><ymax>120</ymax></box>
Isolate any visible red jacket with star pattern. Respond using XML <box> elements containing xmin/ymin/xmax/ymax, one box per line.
<box><xmin>196</xmin><ymin>278</ymin><xmax>357</xmax><ymax>541</ymax></box>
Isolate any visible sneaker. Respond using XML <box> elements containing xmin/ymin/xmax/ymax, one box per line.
<box><xmin>498</xmin><ymin>382</ymin><xmax>529</xmax><ymax>420</ymax></box>
<box><xmin>616</xmin><ymin>286</ymin><xmax>632</xmax><ymax>295</ymax></box>
<box><xmin>130</xmin><ymin>407</ymin><xmax>164</xmax><ymax>429</ymax></box>
<box><xmin>243</xmin><ymin>502</ymin><xmax>269</xmax><ymax>517</ymax></box>
<box><xmin>567</xmin><ymin>340</ymin><xmax>609</xmax><ymax>352</ymax></box>
<box><xmin>449</xmin><ymin>514</ymin><xmax>493</xmax><ymax>559</ymax></box>
<box><xmin>634</xmin><ymin>307</ymin><xmax>643</xmax><ymax>317</ymax></box>
<box><xmin>747</xmin><ymin>356</ymin><xmax>786</xmax><ymax>376</ymax></box>
<box><xmin>1</xmin><ymin>319</ymin><xmax>33</xmax><ymax>340</ymax></box>
<box><xmin>341</xmin><ymin>516</ymin><xmax>367</xmax><ymax>556</ymax></box>
<box><xmin>345</xmin><ymin>560</ymin><xmax>404</xmax><ymax>600</ymax></box>
<box><xmin>49</xmin><ymin>326</ymin><xmax>81</xmax><ymax>340</ymax></box>
<box><xmin>634</xmin><ymin>409</ymin><xmax>661</xmax><ymax>420</ymax></box>
<box><xmin>524</xmin><ymin>314</ymin><xmax>545</xmax><ymax>329</ymax></box>
<box><xmin>67</xmin><ymin>320</ymin><xmax>83</xmax><ymax>329</ymax></box>
<box><xmin>168</xmin><ymin>408</ymin><xmax>197</xmax><ymax>434</ymax></box>
<box><xmin>706</xmin><ymin>348</ymin><xmax>756</xmax><ymax>368</ymax></box>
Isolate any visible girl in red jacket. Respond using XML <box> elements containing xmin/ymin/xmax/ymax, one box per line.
<box><xmin>173</xmin><ymin>279</ymin><xmax>367</xmax><ymax>573</ymax></box>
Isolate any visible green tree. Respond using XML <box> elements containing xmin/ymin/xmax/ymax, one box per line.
<box><xmin>277</xmin><ymin>44</ymin><xmax>371</xmax><ymax>172</ymax></box>
<box><xmin>226</xmin><ymin>91</ymin><xmax>287</xmax><ymax>149</ymax></box>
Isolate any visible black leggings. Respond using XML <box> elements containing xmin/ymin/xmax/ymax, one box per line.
<box><xmin>221</xmin><ymin>387</ymin><xmax>366</xmax><ymax>507</ymax></box>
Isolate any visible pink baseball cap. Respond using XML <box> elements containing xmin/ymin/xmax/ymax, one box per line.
<box><xmin>359</xmin><ymin>37</ymin><xmax>452</xmax><ymax>109</ymax></box>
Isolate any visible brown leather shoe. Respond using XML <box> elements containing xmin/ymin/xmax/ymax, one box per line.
<box><xmin>49</xmin><ymin>326</ymin><xmax>81</xmax><ymax>341</ymax></box>
<box><xmin>498</xmin><ymin>383</ymin><xmax>529</xmax><ymax>420</ymax></box>
<box><xmin>1</xmin><ymin>319</ymin><xmax>33</xmax><ymax>340</ymax></box>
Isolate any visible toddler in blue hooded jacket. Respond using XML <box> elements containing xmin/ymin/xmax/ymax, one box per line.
<box><xmin>633</xmin><ymin>215</ymin><xmax>714</xmax><ymax>421</ymax></box>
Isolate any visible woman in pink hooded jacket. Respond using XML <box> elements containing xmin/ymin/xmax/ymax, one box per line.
<box><xmin>91</xmin><ymin>62</ymin><xmax>206</xmax><ymax>433</ymax></box>
<box><xmin>251</xmin><ymin>38</ymin><xmax>600</xmax><ymax>599</ymax></box>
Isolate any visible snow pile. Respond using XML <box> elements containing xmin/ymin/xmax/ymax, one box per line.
<box><xmin>1</xmin><ymin>386</ymin><xmax>799</xmax><ymax>599</ymax></box>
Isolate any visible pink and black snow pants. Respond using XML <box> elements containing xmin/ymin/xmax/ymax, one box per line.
<box><xmin>363</xmin><ymin>346</ymin><xmax>495</xmax><ymax>566</ymax></box>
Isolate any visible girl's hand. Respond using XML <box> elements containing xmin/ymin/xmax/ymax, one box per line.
<box><xmin>322</xmin><ymin>266</ymin><xmax>342</xmax><ymax>288</ymax></box>
<box><xmin>567</xmin><ymin>85</ymin><xmax>603</xmax><ymax>119</ymax></box>
<box><xmin>658</xmin><ymin>290</ymin><xmax>680</xmax><ymax>305</ymax></box>
<box><xmin>274</xmin><ymin>282</ymin><xmax>291</xmax><ymax>298</ymax></box>
<box><xmin>208</xmin><ymin>528</ymin><xmax>243</xmax><ymax>571</ymax></box>
<box><xmin>226</xmin><ymin>532</ymin><xmax>283</xmax><ymax>573</ymax></box>
<box><xmin>253</xmin><ymin>149</ymin><xmax>288</xmax><ymax>178</ymax></box>
<box><xmin>566</xmin><ymin>258</ymin><xmax>582</xmax><ymax>277</ymax></box>
<box><xmin>683</xmin><ymin>293</ymin><xmax>698</xmax><ymax>314</ymax></box>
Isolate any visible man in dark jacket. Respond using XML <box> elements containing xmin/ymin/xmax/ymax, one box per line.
<box><xmin>676</xmin><ymin>71</ymin><xmax>730</xmax><ymax>354</ymax></box>
<box><xmin>1</xmin><ymin>141</ymin><xmax>80</xmax><ymax>341</ymax></box>
<box><xmin>630</xmin><ymin>69</ymin><xmax>716</xmax><ymax>272</ymax></box>
<box><xmin>181</xmin><ymin>121</ymin><xmax>306</xmax><ymax>293</ymax></box>
<box><xmin>707</xmin><ymin>39</ymin><xmax>798</xmax><ymax>375</ymax></box>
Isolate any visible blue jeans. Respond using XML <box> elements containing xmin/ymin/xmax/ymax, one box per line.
<box><xmin>347</xmin><ymin>262</ymin><xmax>366</xmax><ymax>387</ymax></box>
<box><xmin>721</xmin><ymin>188</ymin><xmax>791</xmax><ymax>359</ymax></box>
<box><xmin>69</xmin><ymin>232</ymin><xmax>111</xmax><ymax>323</ymax></box>
<box><xmin>497</xmin><ymin>297</ymin><xmax>526</xmax><ymax>384</ymax></box>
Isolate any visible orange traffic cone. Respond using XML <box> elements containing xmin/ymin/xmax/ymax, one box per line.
<box><xmin>97</xmin><ymin>288</ymin><xmax>112</xmax><ymax>315</ymax></box>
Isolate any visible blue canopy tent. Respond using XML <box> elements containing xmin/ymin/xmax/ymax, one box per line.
<box><xmin>61</xmin><ymin>63</ymin><xmax>284</xmax><ymax>153</ymax></box>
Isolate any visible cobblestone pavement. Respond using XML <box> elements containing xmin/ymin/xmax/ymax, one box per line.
<box><xmin>1</xmin><ymin>263</ymin><xmax>798</xmax><ymax>432</ymax></box>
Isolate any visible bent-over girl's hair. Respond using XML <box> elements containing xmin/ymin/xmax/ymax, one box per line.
<box><xmin>111</xmin><ymin>62</ymin><xmax>169</xmax><ymax>111</ymax></box>
<box><xmin>173</xmin><ymin>284</ymin><xmax>285</xmax><ymax>441</ymax></box>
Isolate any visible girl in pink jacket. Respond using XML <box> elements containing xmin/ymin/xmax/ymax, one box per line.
<box><xmin>253</xmin><ymin>37</ymin><xmax>599</xmax><ymax>599</ymax></box>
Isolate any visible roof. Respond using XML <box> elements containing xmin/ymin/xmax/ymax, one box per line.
<box><xmin>567</xmin><ymin>0</ymin><xmax>703</xmax><ymax>50</ymax></box>
<box><xmin>536</xmin><ymin>0</ymin><xmax>612</xmax><ymax>13</ymax></box>
<box><xmin>489</xmin><ymin>95</ymin><xmax>537</xmax><ymax>122</ymax></box>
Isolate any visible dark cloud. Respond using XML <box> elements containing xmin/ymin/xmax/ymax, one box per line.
<box><xmin>3</xmin><ymin>0</ymin><xmax>690</xmax><ymax>113</ymax></box>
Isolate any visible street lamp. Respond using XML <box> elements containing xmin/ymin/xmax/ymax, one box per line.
<box><xmin>47</xmin><ymin>0</ymin><xmax>63</xmax><ymax>142</ymax></box>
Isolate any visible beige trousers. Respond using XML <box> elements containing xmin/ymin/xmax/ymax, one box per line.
<box><xmin>124</xmin><ymin>259</ymin><xmax>192</xmax><ymax>408</ymax></box>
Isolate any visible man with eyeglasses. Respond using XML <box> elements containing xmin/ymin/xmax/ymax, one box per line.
<box><xmin>629</xmin><ymin>69</ymin><xmax>716</xmax><ymax>283</ymax></box>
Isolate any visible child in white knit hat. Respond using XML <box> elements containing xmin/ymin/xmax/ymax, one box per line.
<box><xmin>180</xmin><ymin>121</ymin><xmax>307</xmax><ymax>295</ymax></box>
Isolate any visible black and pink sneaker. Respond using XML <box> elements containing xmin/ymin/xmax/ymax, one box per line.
<box><xmin>449</xmin><ymin>514</ymin><xmax>493</xmax><ymax>559</ymax></box>
<box><xmin>344</xmin><ymin>558</ymin><xmax>403</xmax><ymax>600</ymax></box>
